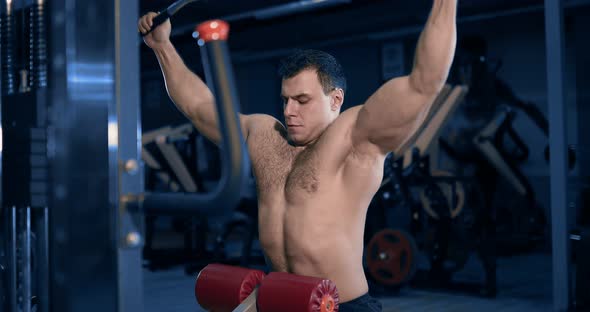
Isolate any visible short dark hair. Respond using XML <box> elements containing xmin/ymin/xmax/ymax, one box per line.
<box><xmin>278</xmin><ymin>49</ymin><xmax>347</xmax><ymax>95</ymax></box>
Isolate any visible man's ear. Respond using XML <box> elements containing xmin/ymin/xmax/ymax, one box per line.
<box><xmin>330</xmin><ymin>88</ymin><xmax>344</xmax><ymax>111</ymax></box>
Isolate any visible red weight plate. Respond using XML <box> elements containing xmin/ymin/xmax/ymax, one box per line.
<box><xmin>365</xmin><ymin>229</ymin><xmax>417</xmax><ymax>286</ymax></box>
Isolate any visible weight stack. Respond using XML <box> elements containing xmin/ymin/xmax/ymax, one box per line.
<box><xmin>1</xmin><ymin>0</ymin><xmax>48</xmax><ymax>209</ymax></box>
<box><xmin>1</xmin><ymin>1</ymin><xmax>50</xmax><ymax>311</ymax></box>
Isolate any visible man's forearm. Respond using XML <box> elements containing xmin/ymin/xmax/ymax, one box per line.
<box><xmin>153</xmin><ymin>41</ymin><xmax>214</xmax><ymax>119</ymax></box>
<box><xmin>410</xmin><ymin>0</ymin><xmax>457</xmax><ymax>94</ymax></box>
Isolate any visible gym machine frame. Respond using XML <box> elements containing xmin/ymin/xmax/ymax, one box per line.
<box><xmin>1</xmin><ymin>0</ymin><xmax>248</xmax><ymax>311</ymax></box>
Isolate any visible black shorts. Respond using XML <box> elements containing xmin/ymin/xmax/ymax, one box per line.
<box><xmin>338</xmin><ymin>293</ymin><xmax>382</xmax><ymax>312</ymax></box>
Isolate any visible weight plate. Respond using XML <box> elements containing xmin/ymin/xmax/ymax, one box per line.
<box><xmin>365</xmin><ymin>229</ymin><xmax>417</xmax><ymax>286</ymax></box>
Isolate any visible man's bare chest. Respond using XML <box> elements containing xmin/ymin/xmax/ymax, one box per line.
<box><xmin>251</xmin><ymin>143</ymin><xmax>321</xmax><ymax>197</ymax></box>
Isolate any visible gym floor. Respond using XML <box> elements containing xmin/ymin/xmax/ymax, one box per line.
<box><xmin>144</xmin><ymin>253</ymin><xmax>552</xmax><ymax>312</ymax></box>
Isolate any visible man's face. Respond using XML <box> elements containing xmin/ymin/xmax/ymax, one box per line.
<box><xmin>281</xmin><ymin>69</ymin><xmax>342</xmax><ymax>146</ymax></box>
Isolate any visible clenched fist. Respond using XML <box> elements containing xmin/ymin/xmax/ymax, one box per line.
<box><xmin>138</xmin><ymin>12</ymin><xmax>171</xmax><ymax>49</ymax></box>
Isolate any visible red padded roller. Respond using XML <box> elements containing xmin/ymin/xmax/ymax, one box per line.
<box><xmin>194</xmin><ymin>263</ymin><xmax>265</xmax><ymax>312</ymax></box>
<box><xmin>257</xmin><ymin>272</ymin><xmax>339</xmax><ymax>312</ymax></box>
<box><xmin>195</xmin><ymin>19</ymin><xmax>229</xmax><ymax>42</ymax></box>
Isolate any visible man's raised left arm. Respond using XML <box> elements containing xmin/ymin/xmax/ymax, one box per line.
<box><xmin>353</xmin><ymin>0</ymin><xmax>457</xmax><ymax>154</ymax></box>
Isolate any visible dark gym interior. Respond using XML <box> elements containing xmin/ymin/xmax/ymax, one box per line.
<box><xmin>1</xmin><ymin>0</ymin><xmax>590</xmax><ymax>311</ymax></box>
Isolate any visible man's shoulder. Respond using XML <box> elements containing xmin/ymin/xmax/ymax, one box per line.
<box><xmin>339</xmin><ymin>105</ymin><xmax>364</xmax><ymax>120</ymax></box>
<box><xmin>243</xmin><ymin>113</ymin><xmax>287</xmax><ymax>142</ymax></box>
<box><xmin>321</xmin><ymin>105</ymin><xmax>361</xmax><ymax>136</ymax></box>
<box><xmin>336</xmin><ymin>105</ymin><xmax>385</xmax><ymax>158</ymax></box>
<box><xmin>244</xmin><ymin>113</ymin><xmax>284</xmax><ymax>128</ymax></box>
<box><xmin>314</xmin><ymin>105</ymin><xmax>365</xmax><ymax>157</ymax></box>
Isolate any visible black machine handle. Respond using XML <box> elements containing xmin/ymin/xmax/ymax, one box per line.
<box><xmin>144</xmin><ymin>0</ymin><xmax>200</xmax><ymax>35</ymax></box>
<box><xmin>128</xmin><ymin>19</ymin><xmax>250</xmax><ymax>216</ymax></box>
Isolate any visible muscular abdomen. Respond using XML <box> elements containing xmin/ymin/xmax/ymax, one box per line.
<box><xmin>282</xmin><ymin>183</ymin><xmax>377</xmax><ymax>302</ymax></box>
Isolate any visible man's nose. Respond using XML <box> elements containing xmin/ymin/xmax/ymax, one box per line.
<box><xmin>284</xmin><ymin>99</ymin><xmax>297</xmax><ymax>117</ymax></box>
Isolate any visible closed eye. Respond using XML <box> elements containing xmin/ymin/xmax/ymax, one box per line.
<box><xmin>282</xmin><ymin>93</ymin><xmax>311</xmax><ymax>104</ymax></box>
<box><xmin>294</xmin><ymin>95</ymin><xmax>310</xmax><ymax>104</ymax></box>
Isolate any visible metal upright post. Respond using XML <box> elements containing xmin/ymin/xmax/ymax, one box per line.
<box><xmin>48</xmin><ymin>0</ymin><xmax>141</xmax><ymax>311</ymax></box>
<box><xmin>38</xmin><ymin>206</ymin><xmax>49</xmax><ymax>312</ymax></box>
<box><xmin>9</xmin><ymin>206</ymin><xmax>16</xmax><ymax>312</ymax></box>
<box><xmin>544</xmin><ymin>0</ymin><xmax>570</xmax><ymax>310</ymax></box>
<box><xmin>115</xmin><ymin>0</ymin><xmax>144</xmax><ymax>311</ymax></box>
<box><xmin>23</xmin><ymin>207</ymin><xmax>31</xmax><ymax>312</ymax></box>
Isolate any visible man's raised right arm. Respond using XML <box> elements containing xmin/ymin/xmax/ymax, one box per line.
<box><xmin>138</xmin><ymin>12</ymin><xmax>249</xmax><ymax>145</ymax></box>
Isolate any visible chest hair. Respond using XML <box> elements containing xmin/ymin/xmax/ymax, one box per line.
<box><xmin>251</xmin><ymin>127</ymin><xmax>321</xmax><ymax>196</ymax></box>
